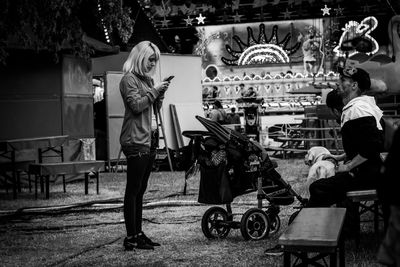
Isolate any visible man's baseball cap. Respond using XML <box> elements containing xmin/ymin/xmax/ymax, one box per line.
<box><xmin>338</xmin><ymin>66</ymin><xmax>371</xmax><ymax>92</ymax></box>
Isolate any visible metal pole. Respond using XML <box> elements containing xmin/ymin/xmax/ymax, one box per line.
<box><xmin>156</xmin><ymin>108</ymin><xmax>174</xmax><ymax>172</ymax></box>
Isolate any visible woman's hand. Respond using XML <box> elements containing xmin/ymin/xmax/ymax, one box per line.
<box><xmin>154</xmin><ymin>81</ymin><xmax>170</xmax><ymax>95</ymax></box>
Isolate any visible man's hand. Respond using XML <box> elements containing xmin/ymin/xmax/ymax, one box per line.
<box><xmin>336</xmin><ymin>163</ymin><xmax>350</xmax><ymax>173</ymax></box>
<box><xmin>324</xmin><ymin>153</ymin><xmax>346</xmax><ymax>162</ymax></box>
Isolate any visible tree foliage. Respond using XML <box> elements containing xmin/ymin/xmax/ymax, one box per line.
<box><xmin>0</xmin><ymin>0</ymin><xmax>134</xmax><ymax>65</ymax></box>
<box><xmin>100</xmin><ymin>0</ymin><xmax>134</xmax><ymax>44</ymax></box>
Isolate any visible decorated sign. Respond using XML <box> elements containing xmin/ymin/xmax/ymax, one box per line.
<box><xmin>333</xmin><ymin>16</ymin><xmax>379</xmax><ymax>57</ymax></box>
<box><xmin>194</xmin><ymin>19</ymin><xmax>324</xmax><ymax>71</ymax></box>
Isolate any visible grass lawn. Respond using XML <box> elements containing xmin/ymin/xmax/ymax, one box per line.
<box><xmin>0</xmin><ymin>158</ymin><xmax>384</xmax><ymax>266</ymax></box>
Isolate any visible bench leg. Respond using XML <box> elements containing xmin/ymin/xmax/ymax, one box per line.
<box><xmin>12</xmin><ymin>170</ymin><xmax>17</xmax><ymax>199</ymax></box>
<box><xmin>374</xmin><ymin>201</ymin><xmax>379</xmax><ymax>236</ymax></box>
<box><xmin>330</xmin><ymin>251</ymin><xmax>337</xmax><ymax>267</ymax></box>
<box><xmin>28</xmin><ymin>173</ymin><xmax>32</xmax><ymax>193</ymax></box>
<box><xmin>299</xmin><ymin>252</ymin><xmax>307</xmax><ymax>266</ymax></box>
<box><xmin>383</xmin><ymin>203</ymin><xmax>390</xmax><ymax>232</ymax></box>
<box><xmin>62</xmin><ymin>175</ymin><xmax>66</xmax><ymax>193</ymax></box>
<box><xmin>339</xmin><ymin>239</ymin><xmax>345</xmax><ymax>267</ymax></box>
<box><xmin>96</xmin><ymin>172</ymin><xmax>99</xmax><ymax>194</ymax></box>
<box><xmin>40</xmin><ymin>175</ymin><xmax>44</xmax><ymax>193</ymax></box>
<box><xmin>45</xmin><ymin>175</ymin><xmax>50</xmax><ymax>199</ymax></box>
<box><xmin>354</xmin><ymin>201</ymin><xmax>361</xmax><ymax>247</ymax></box>
<box><xmin>4</xmin><ymin>172</ymin><xmax>8</xmax><ymax>194</ymax></box>
<box><xmin>283</xmin><ymin>251</ymin><xmax>291</xmax><ymax>267</ymax></box>
<box><xmin>35</xmin><ymin>175</ymin><xmax>38</xmax><ymax>199</ymax></box>
<box><xmin>17</xmin><ymin>171</ymin><xmax>21</xmax><ymax>193</ymax></box>
<box><xmin>85</xmin><ymin>173</ymin><xmax>89</xmax><ymax>195</ymax></box>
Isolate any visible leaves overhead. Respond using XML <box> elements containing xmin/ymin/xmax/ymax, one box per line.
<box><xmin>0</xmin><ymin>0</ymin><xmax>134</xmax><ymax>65</ymax></box>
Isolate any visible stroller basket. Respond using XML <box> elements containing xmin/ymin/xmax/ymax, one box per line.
<box><xmin>182</xmin><ymin>126</ymin><xmax>296</xmax><ymax>206</ymax></box>
<box><xmin>197</xmin><ymin>156</ymin><xmax>295</xmax><ymax>206</ymax></box>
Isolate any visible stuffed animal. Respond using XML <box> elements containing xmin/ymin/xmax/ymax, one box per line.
<box><xmin>304</xmin><ymin>146</ymin><xmax>337</xmax><ymax>195</ymax></box>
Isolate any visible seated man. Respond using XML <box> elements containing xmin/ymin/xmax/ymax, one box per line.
<box><xmin>308</xmin><ymin>67</ymin><xmax>384</xmax><ymax>234</ymax></box>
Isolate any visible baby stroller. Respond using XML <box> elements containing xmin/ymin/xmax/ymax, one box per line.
<box><xmin>182</xmin><ymin>116</ymin><xmax>307</xmax><ymax>241</ymax></box>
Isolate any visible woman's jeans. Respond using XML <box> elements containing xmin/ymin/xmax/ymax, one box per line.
<box><xmin>122</xmin><ymin>148</ymin><xmax>156</xmax><ymax>237</ymax></box>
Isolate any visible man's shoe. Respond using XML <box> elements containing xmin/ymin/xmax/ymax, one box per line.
<box><xmin>264</xmin><ymin>245</ymin><xmax>284</xmax><ymax>256</ymax></box>
<box><xmin>123</xmin><ymin>236</ymin><xmax>154</xmax><ymax>251</ymax></box>
<box><xmin>138</xmin><ymin>232</ymin><xmax>161</xmax><ymax>246</ymax></box>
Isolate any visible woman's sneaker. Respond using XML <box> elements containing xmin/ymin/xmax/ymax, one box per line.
<box><xmin>138</xmin><ymin>232</ymin><xmax>161</xmax><ymax>246</ymax></box>
<box><xmin>123</xmin><ymin>236</ymin><xmax>154</xmax><ymax>251</ymax></box>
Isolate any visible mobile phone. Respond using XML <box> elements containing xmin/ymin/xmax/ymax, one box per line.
<box><xmin>164</xmin><ymin>75</ymin><xmax>175</xmax><ymax>82</ymax></box>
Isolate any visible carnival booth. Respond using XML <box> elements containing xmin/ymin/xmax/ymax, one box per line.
<box><xmin>0</xmin><ymin>53</ymin><xmax>96</xmax><ymax>163</ymax></box>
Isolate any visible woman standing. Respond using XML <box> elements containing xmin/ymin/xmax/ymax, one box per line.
<box><xmin>119</xmin><ymin>41</ymin><xmax>170</xmax><ymax>250</ymax></box>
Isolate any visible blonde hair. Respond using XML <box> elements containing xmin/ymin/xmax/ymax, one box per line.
<box><xmin>122</xmin><ymin>41</ymin><xmax>160</xmax><ymax>77</ymax></box>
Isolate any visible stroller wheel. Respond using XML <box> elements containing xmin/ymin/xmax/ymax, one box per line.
<box><xmin>240</xmin><ymin>208</ymin><xmax>270</xmax><ymax>241</ymax></box>
<box><xmin>267</xmin><ymin>212</ymin><xmax>281</xmax><ymax>235</ymax></box>
<box><xmin>201</xmin><ymin>207</ymin><xmax>231</xmax><ymax>239</ymax></box>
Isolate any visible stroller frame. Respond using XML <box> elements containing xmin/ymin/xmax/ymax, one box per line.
<box><xmin>183</xmin><ymin>116</ymin><xmax>307</xmax><ymax>241</ymax></box>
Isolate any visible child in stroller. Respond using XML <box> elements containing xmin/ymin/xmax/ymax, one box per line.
<box><xmin>182</xmin><ymin>116</ymin><xmax>307</xmax><ymax>240</ymax></box>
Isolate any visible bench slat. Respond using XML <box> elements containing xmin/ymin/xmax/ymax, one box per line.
<box><xmin>279</xmin><ymin>208</ymin><xmax>346</xmax><ymax>248</ymax></box>
<box><xmin>346</xmin><ymin>189</ymin><xmax>378</xmax><ymax>202</ymax></box>
<box><xmin>29</xmin><ymin>161</ymin><xmax>105</xmax><ymax>176</ymax></box>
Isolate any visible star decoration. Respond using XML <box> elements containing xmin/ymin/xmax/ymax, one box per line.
<box><xmin>232</xmin><ymin>0</ymin><xmax>240</xmax><ymax>11</ymax></box>
<box><xmin>184</xmin><ymin>16</ymin><xmax>193</xmax><ymax>26</ymax></box>
<box><xmin>200</xmin><ymin>4</ymin><xmax>209</xmax><ymax>12</ymax></box>
<box><xmin>196</xmin><ymin>13</ymin><xmax>206</xmax><ymax>25</ymax></box>
<box><xmin>161</xmin><ymin>17</ymin><xmax>170</xmax><ymax>27</ymax></box>
<box><xmin>233</xmin><ymin>12</ymin><xmax>243</xmax><ymax>22</ymax></box>
<box><xmin>363</xmin><ymin>4</ymin><xmax>371</xmax><ymax>12</ymax></box>
<box><xmin>321</xmin><ymin>5</ymin><xmax>331</xmax><ymax>16</ymax></box>
<box><xmin>334</xmin><ymin>5</ymin><xmax>344</xmax><ymax>16</ymax></box>
<box><xmin>282</xmin><ymin>8</ymin><xmax>292</xmax><ymax>19</ymax></box>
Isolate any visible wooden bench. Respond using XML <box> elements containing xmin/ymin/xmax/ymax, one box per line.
<box><xmin>279</xmin><ymin>208</ymin><xmax>346</xmax><ymax>267</ymax></box>
<box><xmin>0</xmin><ymin>160</ymin><xmax>34</xmax><ymax>193</ymax></box>
<box><xmin>346</xmin><ymin>189</ymin><xmax>383</xmax><ymax>243</ymax></box>
<box><xmin>29</xmin><ymin>160</ymin><xmax>105</xmax><ymax>199</ymax></box>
